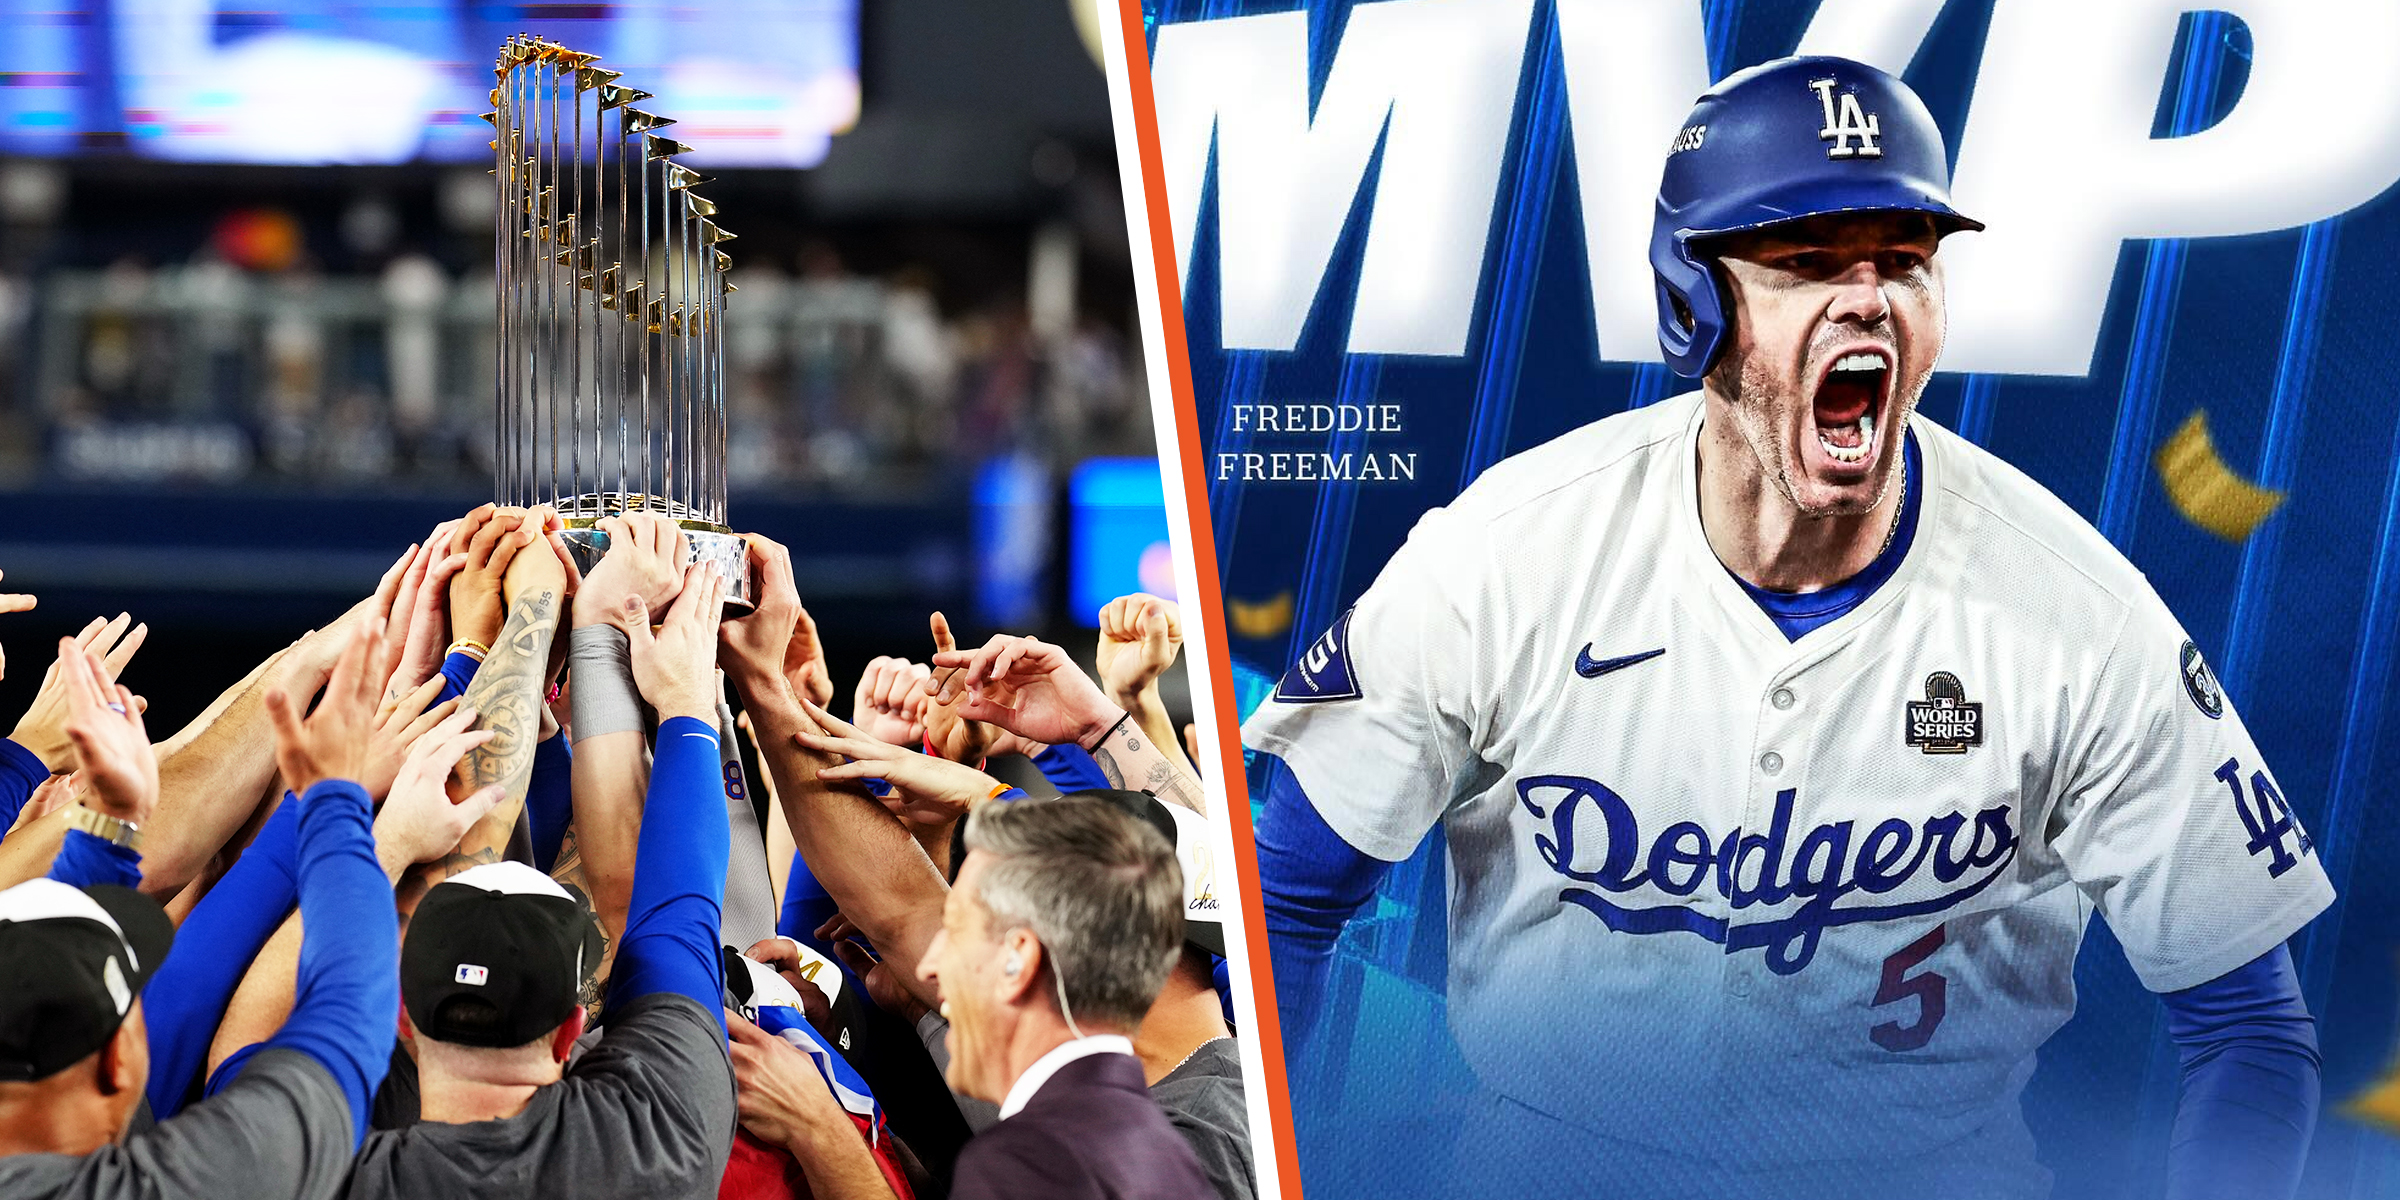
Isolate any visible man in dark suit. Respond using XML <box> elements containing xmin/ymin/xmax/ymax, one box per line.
<box><xmin>916</xmin><ymin>796</ymin><xmax>1216</xmax><ymax>1200</ymax></box>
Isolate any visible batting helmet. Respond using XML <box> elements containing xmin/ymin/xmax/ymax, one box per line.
<box><xmin>1650</xmin><ymin>56</ymin><xmax>1982</xmax><ymax>379</ymax></box>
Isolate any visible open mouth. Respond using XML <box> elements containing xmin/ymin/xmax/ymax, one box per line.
<box><xmin>1811</xmin><ymin>348</ymin><xmax>1891</xmax><ymax>469</ymax></box>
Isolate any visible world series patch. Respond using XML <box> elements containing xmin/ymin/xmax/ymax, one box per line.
<box><xmin>2181</xmin><ymin>640</ymin><xmax>2225</xmax><ymax>719</ymax></box>
<box><xmin>1905</xmin><ymin>671</ymin><xmax>1983</xmax><ymax>754</ymax></box>
<box><xmin>1275</xmin><ymin>608</ymin><xmax>1362</xmax><ymax>703</ymax></box>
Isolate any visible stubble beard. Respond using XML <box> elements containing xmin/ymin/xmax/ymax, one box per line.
<box><xmin>1708</xmin><ymin>341</ymin><xmax>1911</xmax><ymax>522</ymax></box>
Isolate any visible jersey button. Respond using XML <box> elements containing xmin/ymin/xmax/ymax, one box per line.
<box><xmin>1771</xmin><ymin>687</ymin><xmax>1796</xmax><ymax>710</ymax></box>
<box><xmin>1759</xmin><ymin>751</ymin><xmax>1784</xmax><ymax>775</ymax></box>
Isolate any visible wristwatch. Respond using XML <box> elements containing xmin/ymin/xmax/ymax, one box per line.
<box><xmin>64</xmin><ymin>804</ymin><xmax>143</xmax><ymax>852</ymax></box>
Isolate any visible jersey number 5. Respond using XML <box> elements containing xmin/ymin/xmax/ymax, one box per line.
<box><xmin>2217</xmin><ymin>757</ymin><xmax>2311</xmax><ymax>878</ymax></box>
<box><xmin>1870</xmin><ymin>925</ymin><xmax>1948</xmax><ymax>1052</ymax></box>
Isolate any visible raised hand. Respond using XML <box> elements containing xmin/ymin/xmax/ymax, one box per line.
<box><xmin>851</xmin><ymin>657</ymin><xmax>931</xmax><ymax>747</ymax></box>
<box><xmin>501</xmin><ymin>505</ymin><xmax>571</xmax><ymax>604</ymax></box>
<box><xmin>448</xmin><ymin>504</ymin><xmax>538</xmax><ymax>650</ymax></box>
<box><xmin>58</xmin><ymin>638</ymin><xmax>156</xmax><ymax>824</ymax></box>
<box><xmin>907</xmin><ymin>614</ymin><xmax>1003</xmax><ymax>763</ymax></box>
<box><xmin>716</xmin><ymin>533</ymin><xmax>800</xmax><ymax>700</ymax></box>
<box><xmin>8</xmin><ymin>772</ymin><xmax>76</xmax><ymax>837</ymax></box>
<box><xmin>13</xmin><ymin>613</ymin><xmax>148</xmax><ymax>772</ymax></box>
<box><xmin>572</xmin><ymin>513</ymin><xmax>687</xmax><ymax>629</ymax></box>
<box><xmin>1096</xmin><ymin>593</ymin><xmax>1184</xmax><ymax>704</ymax></box>
<box><xmin>265</xmin><ymin>616</ymin><xmax>395</xmax><ymax>796</ymax></box>
<box><xmin>387</xmin><ymin>521</ymin><xmax>468</xmax><ymax>699</ymax></box>
<box><xmin>928</xmin><ymin>632</ymin><xmax>1122</xmax><ymax>750</ymax></box>
<box><xmin>0</xmin><ymin>570</ymin><xmax>35</xmax><ymax>619</ymax></box>
<box><xmin>0</xmin><ymin>569</ymin><xmax>34</xmax><ymax>682</ymax></box>
<box><xmin>360</xmin><ymin>677</ymin><xmax>460</xmax><ymax>803</ymax></box>
<box><xmin>374</xmin><ymin>705</ymin><xmax>505</xmax><ymax>871</ymax></box>
<box><xmin>280</xmin><ymin>542</ymin><xmax>419</xmax><ymax>707</ymax></box>
<box><xmin>798</xmin><ymin>697</ymin><xmax>1000</xmax><ymax>826</ymax></box>
<box><xmin>624</xmin><ymin>563</ymin><xmax>728</xmax><ymax>725</ymax></box>
<box><xmin>784</xmin><ymin>583</ymin><xmax>835</xmax><ymax>709</ymax></box>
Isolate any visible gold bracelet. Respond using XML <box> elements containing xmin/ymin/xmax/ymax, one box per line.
<box><xmin>446</xmin><ymin>639</ymin><xmax>490</xmax><ymax>662</ymax></box>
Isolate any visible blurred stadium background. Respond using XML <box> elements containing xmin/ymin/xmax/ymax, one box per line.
<box><xmin>0</xmin><ymin>0</ymin><xmax>1185</xmax><ymax>741</ymax></box>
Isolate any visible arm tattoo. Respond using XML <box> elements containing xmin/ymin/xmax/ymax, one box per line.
<box><xmin>548</xmin><ymin>824</ymin><xmax>615</xmax><ymax>1009</ymax></box>
<box><xmin>460</xmin><ymin>588</ymin><xmax>562</xmax><ymax>800</ymax></box>
<box><xmin>1093</xmin><ymin>729</ymin><xmax>1207</xmax><ymax>813</ymax></box>
<box><xmin>1142</xmin><ymin>758</ymin><xmax>1208</xmax><ymax>812</ymax></box>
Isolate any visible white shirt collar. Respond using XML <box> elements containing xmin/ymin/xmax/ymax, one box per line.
<box><xmin>997</xmin><ymin>1034</ymin><xmax>1135</xmax><ymax>1119</ymax></box>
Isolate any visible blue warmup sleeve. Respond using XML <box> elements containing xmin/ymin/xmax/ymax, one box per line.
<box><xmin>0</xmin><ymin>739</ymin><xmax>48</xmax><ymax>835</ymax></box>
<box><xmin>1255</xmin><ymin>761</ymin><xmax>1391</xmax><ymax>1053</ymax></box>
<box><xmin>2161</xmin><ymin>945</ymin><xmax>2320</xmax><ymax>1200</ymax></box>
<box><xmin>1030</xmin><ymin>743</ymin><xmax>1113</xmax><ymax>794</ymax></box>
<box><xmin>778</xmin><ymin>849</ymin><xmax>841</xmax><ymax>954</ymax></box>
<box><xmin>434</xmin><ymin>650</ymin><xmax>480</xmax><ymax>703</ymax></box>
<box><xmin>526</xmin><ymin>734</ymin><xmax>573</xmax><ymax>874</ymax></box>
<box><xmin>257</xmin><ymin>779</ymin><xmax>399</xmax><ymax>1146</ymax></box>
<box><xmin>144</xmin><ymin>796</ymin><xmax>302</xmax><ymax>1119</ymax></box>
<box><xmin>47</xmin><ymin>829</ymin><xmax>142</xmax><ymax>888</ymax></box>
<box><xmin>604</xmin><ymin>716</ymin><xmax>729</xmax><ymax>1030</ymax></box>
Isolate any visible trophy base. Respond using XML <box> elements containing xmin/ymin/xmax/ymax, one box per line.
<box><xmin>557</xmin><ymin>524</ymin><xmax>755</xmax><ymax>615</ymax></box>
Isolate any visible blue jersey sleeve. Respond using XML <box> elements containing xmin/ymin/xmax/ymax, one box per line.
<box><xmin>144</xmin><ymin>796</ymin><xmax>302</xmax><ymax>1119</ymax></box>
<box><xmin>435</xmin><ymin>650</ymin><xmax>481</xmax><ymax>703</ymax></box>
<box><xmin>1255</xmin><ymin>759</ymin><xmax>1389</xmax><ymax>1052</ymax></box>
<box><xmin>1029</xmin><ymin>743</ymin><xmax>1113</xmax><ymax>794</ymax></box>
<box><xmin>258</xmin><ymin>779</ymin><xmax>399</xmax><ymax>1146</ymax></box>
<box><xmin>604</xmin><ymin>716</ymin><xmax>729</xmax><ymax>1031</ymax></box>
<box><xmin>0</xmin><ymin>738</ymin><xmax>48</xmax><ymax>836</ymax></box>
<box><xmin>2160</xmin><ymin>944</ymin><xmax>2320</xmax><ymax>1200</ymax></box>
<box><xmin>525</xmin><ymin>733</ymin><xmax>573</xmax><ymax>874</ymax></box>
<box><xmin>778</xmin><ymin>848</ymin><xmax>840</xmax><ymax>955</ymax></box>
<box><xmin>47</xmin><ymin>829</ymin><xmax>142</xmax><ymax>888</ymax></box>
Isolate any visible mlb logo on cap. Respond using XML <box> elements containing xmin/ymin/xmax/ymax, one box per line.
<box><xmin>455</xmin><ymin>964</ymin><xmax>490</xmax><ymax>986</ymax></box>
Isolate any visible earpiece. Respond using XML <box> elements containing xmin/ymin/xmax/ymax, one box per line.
<box><xmin>1004</xmin><ymin>953</ymin><xmax>1023</xmax><ymax>977</ymax></box>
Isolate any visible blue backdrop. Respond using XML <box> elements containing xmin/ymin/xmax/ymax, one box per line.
<box><xmin>1145</xmin><ymin>1</ymin><xmax>2400</xmax><ymax>1197</ymax></box>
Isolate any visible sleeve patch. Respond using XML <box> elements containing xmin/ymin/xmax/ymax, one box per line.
<box><xmin>1275</xmin><ymin>609</ymin><xmax>1362</xmax><ymax>704</ymax></box>
<box><xmin>2181</xmin><ymin>640</ymin><xmax>2225</xmax><ymax>719</ymax></box>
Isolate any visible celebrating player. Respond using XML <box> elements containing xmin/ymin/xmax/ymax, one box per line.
<box><xmin>1247</xmin><ymin>56</ymin><xmax>2329</xmax><ymax>1200</ymax></box>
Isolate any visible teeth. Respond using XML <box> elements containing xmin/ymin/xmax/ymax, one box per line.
<box><xmin>1817</xmin><ymin>411</ymin><xmax>1875</xmax><ymax>464</ymax></box>
<box><xmin>1832</xmin><ymin>352</ymin><xmax>1885</xmax><ymax>373</ymax></box>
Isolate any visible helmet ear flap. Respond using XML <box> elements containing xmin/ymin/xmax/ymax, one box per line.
<box><xmin>1651</xmin><ymin>224</ymin><xmax>1730</xmax><ymax>379</ymax></box>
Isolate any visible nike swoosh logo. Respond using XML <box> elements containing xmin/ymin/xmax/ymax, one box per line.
<box><xmin>1575</xmin><ymin>644</ymin><xmax>1666</xmax><ymax>679</ymax></box>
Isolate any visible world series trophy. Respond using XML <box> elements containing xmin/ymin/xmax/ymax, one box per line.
<box><xmin>485</xmin><ymin>36</ymin><xmax>752</xmax><ymax>609</ymax></box>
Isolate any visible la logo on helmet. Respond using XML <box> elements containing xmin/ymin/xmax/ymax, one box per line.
<box><xmin>1809</xmin><ymin>77</ymin><xmax>1882</xmax><ymax>159</ymax></box>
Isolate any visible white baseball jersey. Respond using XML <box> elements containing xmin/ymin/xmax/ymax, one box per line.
<box><xmin>1243</xmin><ymin>391</ymin><xmax>2332</xmax><ymax>1184</ymax></box>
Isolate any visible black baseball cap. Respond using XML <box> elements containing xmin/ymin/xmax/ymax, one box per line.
<box><xmin>1073</xmin><ymin>789</ymin><xmax>1227</xmax><ymax>959</ymax></box>
<box><xmin>0</xmin><ymin>879</ymin><xmax>176</xmax><ymax>1081</ymax></box>
<box><xmin>402</xmin><ymin>863</ymin><xmax>600</xmax><ymax>1048</ymax></box>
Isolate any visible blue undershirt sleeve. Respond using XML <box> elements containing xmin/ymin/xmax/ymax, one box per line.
<box><xmin>0</xmin><ymin>738</ymin><xmax>49</xmax><ymax>836</ymax></box>
<box><xmin>525</xmin><ymin>733</ymin><xmax>573</xmax><ymax>874</ymax></box>
<box><xmin>1029</xmin><ymin>744</ymin><xmax>1113</xmax><ymax>794</ymax></box>
<box><xmin>143</xmin><ymin>796</ymin><xmax>302</xmax><ymax>1119</ymax></box>
<box><xmin>434</xmin><ymin>650</ymin><xmax>480</xmax><ymax>704</ymax></box>
<box><xmin>2160</xmin><ymin>944</ymin><xmax>2320</xmax><ymax>1200</ymax></box>
<box><xmin>47</xmin><ymin>829</ymin><xmax>142</xmax><ymax>888</ymax></box>
<box><xmin>258</xmin><ymin>779</ymin><xmax>399</xmax><ymax>1147</ymax></box>
<box><xmin>778</xmin><ymin>849</ymin><xmax>840</xmax><ymax>955</ymax></box>
<box><xmin>604</xmin><ymin>716</ymin><xmax>729</xmax><ymax>1031</ymax></box>
<box><xmin>1255</xmin><ymin>759</ymin><xmax>1391</xmax><ymax>1053</ymax></box>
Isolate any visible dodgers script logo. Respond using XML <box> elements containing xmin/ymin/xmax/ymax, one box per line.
<box><xmin>1517</xmin><ymin>777</ymin><xmax>2017</xmax><ymax>974</ymax></box>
